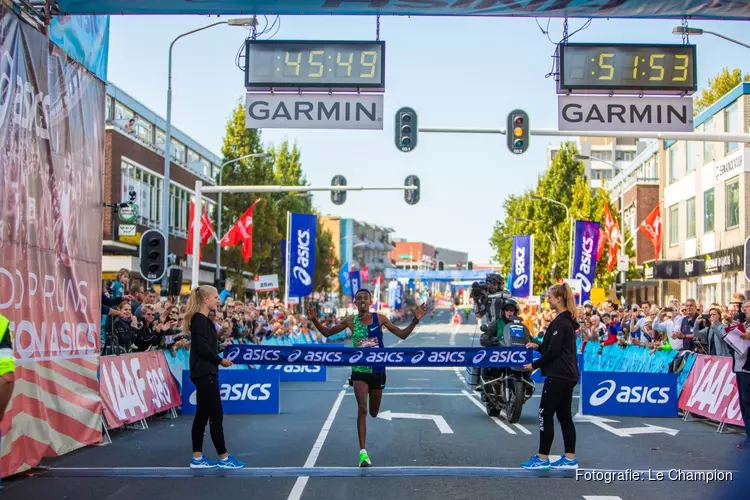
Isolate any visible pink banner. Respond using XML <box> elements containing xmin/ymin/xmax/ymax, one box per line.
<box><xmin>99</xmin><ymin>352</ymin><xmax>182</xmax><ymax>429</ymax></box>
<box><xmin>678</xmin><ymin>354</ymin><xmax>744</xmax><ymax>427</ymax></box>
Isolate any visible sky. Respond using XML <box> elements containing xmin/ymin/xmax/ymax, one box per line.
<box><xmin>106</xmin><ymin>14</ymin><xmax>750</xmax><ymax>263</ymax></box>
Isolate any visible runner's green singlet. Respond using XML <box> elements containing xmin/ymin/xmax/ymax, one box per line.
<box><xmin>351</xmin><ymin>314</ymin><xmax>384</xmax><ymax>373</ymax></box>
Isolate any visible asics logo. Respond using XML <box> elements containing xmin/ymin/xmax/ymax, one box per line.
<box><xmin>589</xmin><ymin>380</ymin><xmax>671</xmax><ymax>407</ymax></box>
<box><xmin>288</xmin><ymin>349</ymin><xmax>302</xmax><ymax>363</ymax></box>
<box><xmin>349</xmin><ymin>351</ymin><xmax>363</xmax><ymax>364</ymax></box>
<box><xmin>411</xmin><ymin>350</ymin><xmax>425</xmax><ymax>364</ymax></box>
<box><xmin>225</xmin><ymin>348</ymin><xmax>240</xmax><ymax>362</ymax></box>
<box><xmin>472</xmin><ymin>350</ymin><xmax>487</xmax><ymax>364</ymax></box>
<box><xmin>589</xmin><ymin>380</ymin><xmax>617</xmax><ymax>407</ymax></box>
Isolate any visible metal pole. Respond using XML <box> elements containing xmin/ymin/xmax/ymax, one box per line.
<box><xmin>418</xmin><ymin>127</ymin><xmax>750</xmax><ymax>143</ymax></box>
<box><xmin>284</xmin><ymin>211</ymin><xmax>291</xmax><ymax>306</ymax></box>
<box><xmin>201</xmin><ymin>185</ymin><xmax>417</xmax><ymax>194</ymax></box>
<box><xmin>568</xmin><ymin>211</ymin><xmax>573</xmax><ymax>279</ymax></box>
<box><xmin>191</xmin><ymin>181</ymin><xmax>203</xmax><ymax>289</ymax></box>
<box><xmin>161</xmin><ymin>20</ymin><xmax>227</xmax><ymax>292</ymax></box>
<box><xmin>703</xmin><ymin>30</ymin><xmax>750</xmax><ymax>50</ymax></box>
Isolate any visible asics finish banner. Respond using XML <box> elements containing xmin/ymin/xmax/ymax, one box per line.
<box><xmin>224</xmin><ymin>345</ymin><xmax>533</xmax><ymax>368</ymax></box>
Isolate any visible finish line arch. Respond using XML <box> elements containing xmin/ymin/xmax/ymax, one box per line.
<box><xmin>52</xmin><ymin>0</ymin><xmax>750</xmax><ymax>20</ymax></box>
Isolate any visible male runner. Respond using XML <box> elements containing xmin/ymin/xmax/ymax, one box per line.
<box><xmin>307</xmin><ymin>289</ymin><xmax>426</xmax><ymax>467</ymax></box>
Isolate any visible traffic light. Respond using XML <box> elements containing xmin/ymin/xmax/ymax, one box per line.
<box><xmin>139</xmin><ymin>229</ymin><xmax>166</xmax><ymax>282</ymax></box>
<box><xmin>395</xmin><ymin>107</ymin><xmax>417</xmax><ymax>152</ymax></box>
<box><xmin>468</xmin><ymin>261</ymin><xmax>473</xmax><ymax>271</ymax></box>
<box><xmin>507</xmin><ymin>109</ymin><xmax>529</xmax><ymax>154</ymax></box>
<box><xmin>438</xmin><ymin>261</ymin><xmax>444</xmax><ymax>271</ymax></box>
<box><xmin>615</xmin><ymin>282</ymin><xmax>624</xmax><ymax>297</ymax></box>
<box><xmin>404</xmin><ymin>175</ymin><xmax>420</xmax><ymax>205</ymax></box>
<box><xmin>331</xmin><ymin>175</ymin><xmax>347</xmax><ymax>205</ymax></box>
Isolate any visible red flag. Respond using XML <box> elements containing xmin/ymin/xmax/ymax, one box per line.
<box><xmin>596</xmin><ymin>227</ymin><xmax>608</xmax><ymax>262</ymax></box>
<box><xmin>638</xmin><ymin>204</ymin><xmax>662</xmax><ymax>261</ymax></box>
<box><xmin>186</xmin><ymin>200</ymin><xmax>216</xmax><ymax>258</ymax></box>
<box><xmin>602</xmin><ymin>204</ymin><xmax>621</xmax><ymax>272</ymax></box>
<box><xmin>221</xmin><ymin>199</ymin><xmax>262</xmax><ymax>263</ymax></box>
<box><xmin>361</xmin><ymin>266</ymin><xmax>369</xmax><ymax>283</ymax></box>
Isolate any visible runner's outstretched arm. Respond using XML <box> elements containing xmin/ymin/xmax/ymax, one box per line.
<box><xmin>379</xmin><ymin>303</ymin><xmax>427</xmax><ymax>340</ymax></box>
<box><xmin>307</xmin><ymin>304</ymin><xmax>351</xmax><ymax>338</ymax></box>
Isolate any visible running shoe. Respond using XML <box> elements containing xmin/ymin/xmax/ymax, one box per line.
<box><xmin>190</xmin><ymin>456</ymin><xmax>217</xmax><ymax>469</ymax></box>
<box><xmin>217</xmin><ymin>455</ymin><xmax>246</xmax><ymax>469</ymax></box>
<box><xmin>520</xmin><ymin>454</ymin><xmax>551</xmax><ymax>470</ymax></box>
<box><xmin>550</xmin><ymin>456</ymin><xmax>578</xmax><ymax>469</ymax></box>
<box><xmin>358</xmin><ymin>451</ymin><xmax>372</xmax><ymax>467</ymax></box>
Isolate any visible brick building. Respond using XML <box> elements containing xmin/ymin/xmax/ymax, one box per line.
<box><xmin>103</xmin><ymin>83</ymin><xmax>236</xmax><ymax>292</ymax></box>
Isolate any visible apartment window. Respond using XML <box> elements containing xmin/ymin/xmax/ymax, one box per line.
<box><xmin>198</xmin><ymin>158</ymin><xmax>212</xmax><ymax>178</ymax></box>
<box><xmin>725</xmin><ymin>101</ymin><xmax>739</xmax><ymax>154</ymax></box>
<box><xmin>135</xmin><ymin>117</ymin><xmax>153</xmax><ymax>143</ymax></box>
<box><xmin>169</xmin><ymin>184</ymin><xmax>191</xmax><ymax>236</ymax></box>
<box><xmin>669</xmin><ymin>204</ymin><xmax>679</xmax><ymax>246</ymax></box>
<box><xmin>170</xmin><ymin>139</ymin><xmax>186</xmax><ymax>163</ymax></box>
<box><xmin>686</xmin><ymin>142</ymin><xmax>696</xmax><ymax>173</ymax></box>
<box><xmin>704</xmin><ymin>188</ymin><xmax>714</xmax><ymax>233</ymax></box>
<box><xmin>668</xmin><ymin>146</ymin><xmax>679</xmax><ymax>184</ymax></box>
<box><xmin>121</xmin><ymin>160</ymin><xmax>162</xmax><ymax>227</ymax></box>
<box><xmin>726</xmin><ymin>178</ymin><xmax>740</xmax><ymax>229</ymax></box>
<box><xmin>686</xmin><ymin>197</ymin><xmax>696</xmax><ymax>238</ymax></box>
<box><xmin>591</xmin><ymin>150</ymin><xmax>613</xmax><ymax>162</ymax></box>
<box><xmin>187</xmin><ymin>149</ymin><xmax>201</xmax><ymax>166</ymax></box>
<box><xmin>155</xmin><ymin>129</ymin><xmax>166</xmax><ymax>150</ymax></box>
<box><xmin>106</xmin><ymin>95</ymin><xmax>114</xmax><ymax>121</ymax></box>
<box><xmin>114</xmin><ymin>102</ymin><xmax>134</xmax><ymax>121</ymax></box>
<box><xmin>615</xmin><ymin>151</ymin><xmax>634</xmax><ymax>162</ymax></box>
<box><xmin>703</xmin><ymin>118</ymin><xmax>715</xmax><ymax>164</ymax></box>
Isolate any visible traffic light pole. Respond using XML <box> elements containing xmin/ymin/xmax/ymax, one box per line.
<box><xmin>190</xmin><ymin>181</ymin><xmax>418</xmax><ymax>289</ymax></box>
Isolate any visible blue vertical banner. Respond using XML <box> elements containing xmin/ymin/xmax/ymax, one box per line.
<box><xmin>339</xmin><ymin>261</ymin><xmax>352</xmax><ymax>296</ymax></box>
<box><xmin>288</xmin><ymin>213</ymin><xmax>317</xmax><ymax>298</ymax></box>
<box><xmin>395</xmin><ymin>281</ymin><xmax>403</xmax><ymax>308</ymax></box>
<box><xmin>572</xmin><ymin>220</ymin><xmax>600</xmax><ymax>303</ymax></box>
<box><xmin>350</xmin><ymin>270</ymin><xmax>361</xmax><ymax>299</ymax></box>
<box><xmin>510</xmin><ymin>235</ymin><xmax>533</xmax><ymax>298</ymax></box>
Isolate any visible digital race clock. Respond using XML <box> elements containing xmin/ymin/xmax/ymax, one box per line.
<box><xmin>244</xmin><ymin>40</ymin><xmax>385</xmax><ymax>90</ymax></box>
<box><xmin>559</xmin><ymin>43</ymin><xmax>697</xmax><ymax>95</ymax></box>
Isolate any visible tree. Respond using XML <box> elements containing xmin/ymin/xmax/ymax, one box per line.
<box><xmin>489</xmin><ymin>141</ymin><xmax>637</xmax><ymax>296</ymax></box>
<box><xmin>694</xmin><ymin>67</ymin><xmax>750</xmax><ymax>114</ymax></box>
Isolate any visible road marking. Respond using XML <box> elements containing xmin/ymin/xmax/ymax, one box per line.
<box><xmin>287</xmin><ymin>389</ymin><xmax>346</xmax><ymax>500</ymax></box>
<box><xmin>351</xmin><ymin>392</ymin><xmax>465</xmax><ymax>396</ymax></box>
<box><xmin>574</xmin><ymin>414</ymin><xmax>679</xmax><ymax>437</ymax></box>
<box><xmin>408</xmin><ymin>378</ymin><xmax>430</xmax><ymax>381</ymax></box>
<box><xmin>583</xmin><ymin>497</ymin><xmax>624</xmax><ymax>500</ymax></box>
<box><xmin>377</xmin><ymin>410</ymin><xmax>453</xmax><ymax>434</ymax></box>
<box><xmin>461</xmin><ymin>390</ymin><xmax>517</xmax><ymax>435</ymax></box>
<box><xmin>449</xmin><ymin>324</ymin><xmax>460</xmax><ymax>346</ymax></box>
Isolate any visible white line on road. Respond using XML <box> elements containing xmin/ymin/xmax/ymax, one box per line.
<box><xmin>387</xmin><ymin>367</ymin><xmax>457</xmax><ymax>371</ymax></box>
<box><xmin>408</xmin><ymin>378</ymin><xmax>431</xmax><ymax>381</ymax></box>
<box><xmin>346</xmin><ymin>392</ymin><xmax>465</xmax><ymax>397</ymax></box>
<box><xmin>287</xmin><ymin>389</ymin><xmax>346</xmax><ymax>500</ymax></box>
<box><xmin>461</xmin><ymin>390</ymin><xmax>517</xmax><ymax>435</ymax></box>
<box><xmin>583</xmin><ymin>497</ymin><xmax>624</xmax><ymax>500</ymax></box>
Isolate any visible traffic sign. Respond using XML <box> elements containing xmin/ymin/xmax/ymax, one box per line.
<box><xmin>558</xmin><ymin>95</ymin><xmax>693</xmax><ymax>132</ymax></box>
<box><xmin>118</xmin><ymin>202</ymin><xmax>137</xmax><ymax>223</ymax></box>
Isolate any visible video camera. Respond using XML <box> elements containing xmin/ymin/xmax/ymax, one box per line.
<box><xmin>470</xmin><ymin>273</ymin><xmax>517</xmax><ymax>322</ymax></box>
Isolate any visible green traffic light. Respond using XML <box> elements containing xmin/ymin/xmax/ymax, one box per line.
<box><xmin>514</xmin><ymin>139</ymin><xmax>524</xmax><ymax>148</ymax></box>
<box><xmin>401</xmin><ymin>137</ymin><xmax>411</xmax><ymax>146</ymax></box>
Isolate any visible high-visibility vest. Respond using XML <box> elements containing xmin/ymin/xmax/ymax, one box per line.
<box><xmin>0</xmin><ymin>313</ymin><xmax>9</xmax><ymax>345</ymax></box>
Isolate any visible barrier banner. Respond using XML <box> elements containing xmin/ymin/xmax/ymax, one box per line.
<box><xmin>678</xmin><ymin>354</ymin><xmax>744</xmax><ymax>427</ymax></box>
<box><xmin>582</xmin><ymin>371</ymin><xmax>678</xmax><ymax>418</ymax></box>
<box><xmin>263</xmin><ymin>364</ymin><xmax>327</xmax><ymax>382</ymax></box>
<box><xmin>0</xmin><ymin>5</ymin><xmax>105</xmax><ymax>477</ymax></box>
<box><xmin>99</xmin><ymin>352</ymin><xmax>182</xmax><ymax>429</ymax></box>
<box><xmin>181</xmin><ymin>370</ymin><xmax>280</xmax><ymax>415</ymax></box>
<box><xmin>224</xmin><ymin>345</ymin><xmax>533</xmax><ymax>367</ymax></box>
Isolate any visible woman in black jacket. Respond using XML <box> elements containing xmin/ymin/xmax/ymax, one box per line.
<box><xmin>521</xmin><ymin>282</ymin><xmax>580</xmax><ymax>470</ymax></box>
<box><xmin>185</xmin><ymin>285</ymin><xmax>244</xmax><ymax>470</ymax></box>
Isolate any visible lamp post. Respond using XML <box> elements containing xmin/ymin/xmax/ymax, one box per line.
<box><xmin>672</xmin><ymin>26</ymin><xmax>750</xmax><ymax>50</ymax></box>
<box><xmin>215</xmin><ymin>152</ymin><xmax>271</xmax><ymax>282</ymax></box>
<box><xmin>530</xmin><ymin>195</ymin><xmax>572</xmax><ymax>279</ymax></box>
<box><xmin>161</xmin><ymin>17</ymin><xmax>255</xmax><ymax>291</ymax></box>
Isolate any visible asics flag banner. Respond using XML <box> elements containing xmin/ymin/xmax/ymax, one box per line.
<box><xmin>287</xmin><ymin>213</ymin><xmax>317</xmax><ymax>297</ymax></box>
<box><xmin>224</xmin><ymin>345</ymin><xmax>533</xmax><ymax>367</ymax></box>
<box><xmin>572</xmin><ymin>220</ymin><xmax>600</xmax><ymax>303</ymax></box>
<box><xmin>582</xmin><ymin>370</ymin><xmax>678</xmax><ymax>418</ymax></box>
<box><xmin>510</xmin><ymin>235</ymin><xmax>533</xmax><ymax>298</ymax></box>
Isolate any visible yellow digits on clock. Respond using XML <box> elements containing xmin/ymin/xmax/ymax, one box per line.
<box><xmin>360</xmin><ymin>51</ymin><xmax>377</xmax><ymax>78</ymax></box>
<box><xmin>649</xmin><ymin>54</ymin><xmax>665</xmax><ymax>81</ymax></box>
<box><xmin>337</xmin><ymin>52</ymin><xmax>353</xmax><ymax>76</ymax></box>
<box><xmin>673</xmin><ymin>55</ymin><xmax>689</xmax><ymax>82</ymax></box>
<box><xmin>308</xmin><ymin>50</ymin><xmax>324</xmax><ymax>77</ymax></box>
<box><xmin>598</xmin><ymin>53</ymin><xmax>614</xmax><ymax>80</ymax></box>
<box><xmin>285</xmin><ymin>51</ymin><xmax>301</xmax><ymax>76</ymax></box>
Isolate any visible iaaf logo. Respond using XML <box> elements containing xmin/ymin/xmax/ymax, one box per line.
<box><xmin>188</xmin><ymin>383</ymin><xmax>272</xmax><ymax>405</ymax></box>
<box><xmin>293</xmin><ymin>229</ymin><xmax>312</xmax><ymax>286</ymax></box>
<box><xmin>513</xmin><ymin>244</ymin><xmax>528</xmax><ymax>289</ymax></box>
<box><xmin>589</xmin><ymin>380</ymin><xmax>670</xmax><ymax>407</ymax></box>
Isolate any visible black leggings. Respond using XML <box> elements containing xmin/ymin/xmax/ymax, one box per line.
<box><xmin>191</xmin><ymin>374</ymin><xmax>227</xmax><ymax>456</ymax></box>
<box><xmin>538</xmin><ymin>376</ymin><xmax>577</xmax><ymax>456</ymax></box>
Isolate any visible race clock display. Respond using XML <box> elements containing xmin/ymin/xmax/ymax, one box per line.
<box><xmin>244</xmin><ymin>40</ymin><xmax>385</xmax><ymax>89</ymax></box>
<box><xmin>559</xmin><ymin>43</ymin><xmax>697</xmax><ymax>94</ymax></box>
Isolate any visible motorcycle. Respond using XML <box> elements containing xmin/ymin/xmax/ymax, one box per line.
<box><xmin>474</xmin><ymin>321</ymin><xmax>536</xmax><ymax>423</ymax></box>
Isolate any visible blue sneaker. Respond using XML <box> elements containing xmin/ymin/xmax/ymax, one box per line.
<box><xmin>217</xmin><ymin>455</ymin><xmax>246</xmax><ymax>469</ymax></box>
<box><xmin>520</xmin><ymin>454</ymin><xmax>551</xmax><ymax>470</ymax></box>
<box><xmin>190</xmin><ymin>456</ymin><xmax>217</xmax><ymax>469</ymax></box>
<box><xmin>550</xmin><ymin>456</ymin><xmax>578</xmax><ymax>469</ymax></box>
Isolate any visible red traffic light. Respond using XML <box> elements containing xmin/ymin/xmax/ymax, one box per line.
<box><xmin>514</xmin><ymin>116</ymin><xmax>524</xmax><ymax>126</ymax></box>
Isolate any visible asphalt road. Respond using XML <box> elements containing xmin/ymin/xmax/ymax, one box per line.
<box><xmin>2</xmin><ymin>308</ymin><xmax>745</xmax><ymax>500</ymax></box>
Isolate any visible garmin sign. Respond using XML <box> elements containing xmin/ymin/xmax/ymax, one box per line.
<box><xmin>558</xmin><ymin>96</ymin><xmax>693</xmax><ymax>132</ymax></box>
<box><xmin>245</xmin><ymin>93</ymin><xmax>383</xmax><ymax>130</ymax></box>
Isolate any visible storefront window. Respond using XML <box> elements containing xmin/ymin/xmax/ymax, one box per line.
<box><xmin>704</xmin><ymin>188</ymin><xmax>714</xmax><ymax>233</ymax></box>
<box><xmin>726</xmin><ymin>178</ymin><xmax>740</xmax><ymax>229</ymax></box>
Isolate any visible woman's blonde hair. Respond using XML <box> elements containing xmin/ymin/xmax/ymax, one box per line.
<box><xmin>184</xmin><ymin>285</ymin><xmax>217</xmax><ymax>332</ymax></box>
<box><xmin>548</xmin><ymin>282</ymin><xmax>577</xmax><ymax>316</ymax></box>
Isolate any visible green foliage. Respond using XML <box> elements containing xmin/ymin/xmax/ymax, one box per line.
<box><xmin>694</xmin><ymin>67</ymin><xmax>750</xmax><ymax>115</ymax></box>
<box><xmin>489</xmin><ymin>141</ymin><xmax>637</xmax><ymax>296</ymax></box>
<box><xmin>216</xmin><ymin>102</ymin><xmax>338</xmax><ymax>299</ymax></box>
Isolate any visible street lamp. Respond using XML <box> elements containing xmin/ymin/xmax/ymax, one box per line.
<box><xmin>530</xmin><ymin>194</ymin><xmax>573</xmax><ymax>279</ymax></box>
<box><xmin>161</xmin><ymin>16</ymin><xmax>255</xmax><ymax>290</ymax></box>
<box><xmin>215</xmin><ymin>152</ymin><xmax>271</xmax><ymax>281</ymax></box>
<box><xmin>672</xmin><ymin>26</ymin><xmax>750</xmax><ymax>50</ymax></box>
